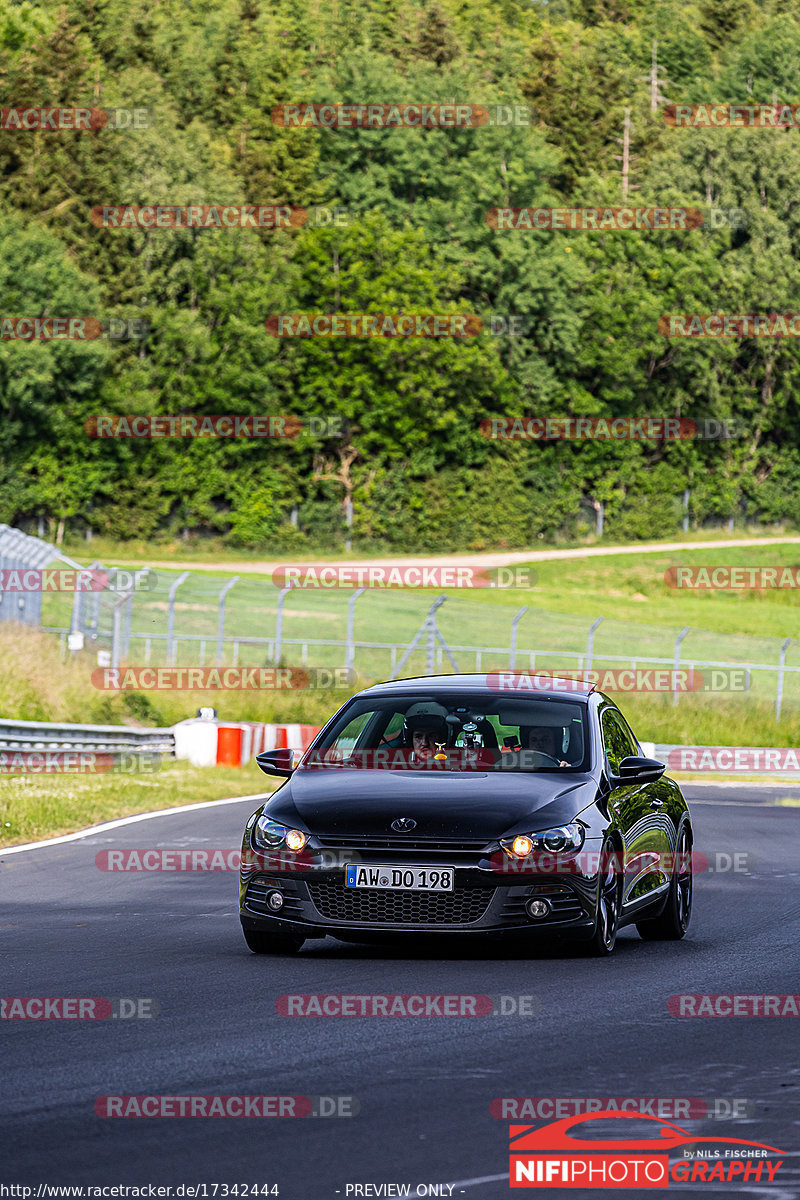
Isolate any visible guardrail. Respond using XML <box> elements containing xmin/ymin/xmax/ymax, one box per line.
<box><xmin>0</xmin><ymin>717</ymin><xmax>175</xmax><ymax>758</ymax></box>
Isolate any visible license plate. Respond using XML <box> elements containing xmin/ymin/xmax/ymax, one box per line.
<box><xmin>345</xmin><ymin>865</ymin><xmax>454</xmax><ymax>891</ymax></box>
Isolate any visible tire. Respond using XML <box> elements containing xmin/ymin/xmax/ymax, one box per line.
<box><xmin>243</xmin><ymin>928</ymin><xmax>305</xmax><ymax>955</ymax></box>
<box><xmin>636</xmin><ymin>824</ymin><xmax>692</xmax><ymax>941</ymax></box>
<box><xmin>588</xmin><ymin>839</ymin><xmax>622</xmax><ymax>956</ymax></box>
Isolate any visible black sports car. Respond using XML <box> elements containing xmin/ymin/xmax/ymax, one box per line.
<box><xmin>238</xmin><ymin>674</ymin><xmax>693</xmax><ymax>956</ymax></box>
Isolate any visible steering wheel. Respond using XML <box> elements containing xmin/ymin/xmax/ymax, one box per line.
<box><xmin>529</xmin><ymin>751</ymin><xmax>561</xmax><ymax>766</ymax></box>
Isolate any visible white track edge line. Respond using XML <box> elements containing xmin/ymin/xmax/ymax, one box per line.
<box><xmin>0</xmin><ymin>792</ymin><xmax>269</xmax><ymax>856</ymax></box>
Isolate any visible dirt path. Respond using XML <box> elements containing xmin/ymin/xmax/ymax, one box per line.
<box><xmin>127</xmin><ymin>536</ymin><xmax>800</xmax><ymax>574</ymax></box>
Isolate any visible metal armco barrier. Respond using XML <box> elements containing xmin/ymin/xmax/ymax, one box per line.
<box><xmin>0</xmin><ymin>717</ymin><xmax>175</xmax><ymax>758</ymax></box>
<box><xmin>1</xmin><ymin>718</ymin><xmax>794</xmax><ymax>775</ymax></box>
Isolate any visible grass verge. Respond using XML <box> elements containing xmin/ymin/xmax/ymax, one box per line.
<box><xmin>0</xmin><ymin>758</ymin><xmax>275</xmax><ymax>849</ymax></box>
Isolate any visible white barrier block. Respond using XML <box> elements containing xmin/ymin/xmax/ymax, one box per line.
<box><xmin>172</xmin><ymin>718</ymin><xmax>218</xmax><ymax>767</ymax></box>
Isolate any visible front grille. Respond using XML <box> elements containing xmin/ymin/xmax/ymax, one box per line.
<box><xmin>316</xmin><ymin>835</ymin><xmax>489</xmax><ymax>854</ymax></box>
<box><xmin>307</xmin><ymin>880</ymin><xmax>494</xmax><ymax>925</ymax></box>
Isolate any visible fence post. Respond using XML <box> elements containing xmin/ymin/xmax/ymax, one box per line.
<box><xmin>426</xmin><ymin>596</ymin><xmax>447</xmax><ymax>675</ymax></box>
<box><xmin>274</xmin><ymin>585</ymin><xmax>294</xmax><ymax>665</ymax></box>
<box><xmin>509</xmin><ymin>606</ymin><xmax>528</xmax><ymax>668</ymax></box>
<box><xmin>585</xmin><ymin>617</ymin><xmax>603</xmax><ymax>678</ymax></box>
<box><xmin>776</xmin><ymin>637</ymin><xmax>792</xmax><ymax>721</ymax></box>
<box><xmin>70</xmin><ymin>558</ymin><xmax>100</xmax><ymax>640</ymax></box>
<box><xmin>123</xmin><ymin>593</ymin><xmax>133</xmax><ymax>658</ymax></box>
<box><xmin>393</xmin><ymin>595</ymin><xmax>448</xmax><ymax>679</ymax></box>
<box><xmin>673</xmin><ymin>625</ymin><xmax>690</xmax><ymax>707</ymax></box>
<box><xmin>111</xmin><ymin>592</ymin><xmax>132</xmax><ymax>669</ymax></box>
<box><xmin>166</xmin><ymin>571</ymin><xmax>191</xmax><ymax>666</ymax></box>
<box><xmin>216</xmin><ymin>576</ymin><xmax>240</xmax><ymax>665</ymax></box>
<box><xmin>346</xmin><ymin>586</ymin><xmax>366</xmax><ymax>671</ymax></box>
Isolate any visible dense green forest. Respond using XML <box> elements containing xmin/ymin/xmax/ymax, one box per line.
<box><xmin>2</xmin><ymin>0</ymin><xmax>800</xmax><ymax>552</ymax></box>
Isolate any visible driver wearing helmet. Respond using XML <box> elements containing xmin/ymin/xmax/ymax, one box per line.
<box><xmin>402</xmin><ymin>702</ymin><xmax>449</xmax><ymax>763</ymax></box>
<box><xmin>519</xmin><ymin>725</ymin><xmax>569</xmax><ymax>767</ymax></box>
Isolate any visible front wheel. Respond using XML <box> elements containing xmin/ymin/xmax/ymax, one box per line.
<box><xmin>243</xmin><ymin>928</ymin><xmax>305</xmax><ymax>955</ymax></box>
<box><xmin>636</xmin><ymin>825</ymin><xmax>692</xmax><ymax>941</ymax></box>
<box><xmin>588</xmin><ymin>841</ymin><xmax>621</xmax><ymax>956</ymax></box>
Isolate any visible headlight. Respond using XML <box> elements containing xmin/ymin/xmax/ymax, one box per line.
<box><xmin>502</xmin><ymin>822</ymin><xmax>585</xmax><ymax>857</ymax></box>
<box><xmin>253</xmin><ymin>816</ymin><xmax>308</xmax><ymax>852</ymax></box>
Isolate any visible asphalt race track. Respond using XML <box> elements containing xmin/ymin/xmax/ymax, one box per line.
<box><xmin>2</xmin><ymin>787</ymin><xmax>798</xmax><ymax>1198</ymax></box>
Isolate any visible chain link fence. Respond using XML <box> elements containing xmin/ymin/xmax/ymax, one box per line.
<box><xmin>30</xmin><ymin>564</ymin><xmax>800</xmax><ymax>718</ymax></box>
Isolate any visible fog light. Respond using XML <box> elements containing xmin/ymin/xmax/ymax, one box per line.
<box><xmin>267</xmin><ymin>891</ymin><xmax>284</xmax><ymax>911</ymax></box>
<box><xmin>526</xmin><ymin>897</ymin><xmax>551</xmax><ymax>919</ymax></box>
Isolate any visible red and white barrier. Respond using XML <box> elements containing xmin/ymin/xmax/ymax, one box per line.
<box><xmin>172</xmin><ymin>718</ymin><xmax>321</xmax><ymax>767</ymax></box>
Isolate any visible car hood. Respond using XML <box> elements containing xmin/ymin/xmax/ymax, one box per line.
<box><xmin>263</xmin><ymin>766</ymin><xmax>599</xmax><ymax>840</ymax></box>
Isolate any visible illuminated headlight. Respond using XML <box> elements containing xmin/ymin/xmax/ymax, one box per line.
<box><xmin>253</xmin><ymin>816</ymin><xmax>308</xmax><ymax>852</ymax></box>
<box><xmin>502</xmin><ymin>822</ymin><xmax>585</xmax><ymax>857</ymax></box>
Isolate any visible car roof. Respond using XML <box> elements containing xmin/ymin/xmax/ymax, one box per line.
<box><xmin>358</xmin><ymin>673</ymin><xmax>595</xmax><ymax>702</ymax></box>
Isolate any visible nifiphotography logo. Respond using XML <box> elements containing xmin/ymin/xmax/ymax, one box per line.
<box><xmin>507</xmin><ymin>1111</ymin><xmax>785</xmax><ymax>1188</ymax></box>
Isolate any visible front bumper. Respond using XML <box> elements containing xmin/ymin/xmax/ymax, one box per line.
<box><xmin>239</xmin><ymin>860</ymin><xmax>598</xmax><ymax>941</ymax></box>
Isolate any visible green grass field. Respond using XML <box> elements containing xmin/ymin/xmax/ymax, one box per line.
<box><xmin>41</xmin><ymin>538</ymin><xmax>800</xmax><ymax>709</ymax></box>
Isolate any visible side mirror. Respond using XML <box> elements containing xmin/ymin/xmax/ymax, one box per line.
<box><xmin>256</xmin><ymin>748</ymin><xmax>295</xmax><ymax>777</ymax></box>
<box><xmin>615</xmin><ymin>755</ymin><xmax>665</xmax><ymax>784</ymax></box>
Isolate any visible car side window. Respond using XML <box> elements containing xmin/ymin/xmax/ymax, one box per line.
<box><xmin>601</xmin><ymin>709</ymin><xmax>638</xmax><ymax>775</ymax></box>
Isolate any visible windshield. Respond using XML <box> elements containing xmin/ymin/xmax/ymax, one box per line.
<box><xmin>304</xmin><ymin>691</ymin><xmax>591</xmax><ymax>772</ymax></box>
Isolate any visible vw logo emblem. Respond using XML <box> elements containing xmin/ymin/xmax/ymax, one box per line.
<box><xmin>391</xmin><ymin>817</ymin><xmax>417</xmax><ymax>832</ymax></box>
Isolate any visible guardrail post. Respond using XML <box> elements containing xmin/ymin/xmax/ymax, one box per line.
<box><xmin>509</xmin><ymin>606</ymin><xmax>528</xmax><ymax>668</ymax></box>
<box><xmin>166</xmin><ymin>571</ymin><xmax>191</xmax><ymax>666</ymax></box>
<box><xmin>585</xmin><ymin>617</ymin><xmax>603</xmax><ymax>678</ymax></box>
<box><xmin>673</xmin><ymin>625</ymin><xmax>690</xmax><ymax>707</ymax></box>
<box><xmin>776</xmin><ymin>637</ymin><xmax>792</xmax><ymax>721</ymax></box>
<box><xmin>216</xmin><ymin>576</ymin><xmax>240</xmax><ymax>665</ymax></box>
<box><xmin>346</xmin><ymin>586</ymin><xmax>366</xmax><ymax>672</ymax></box>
